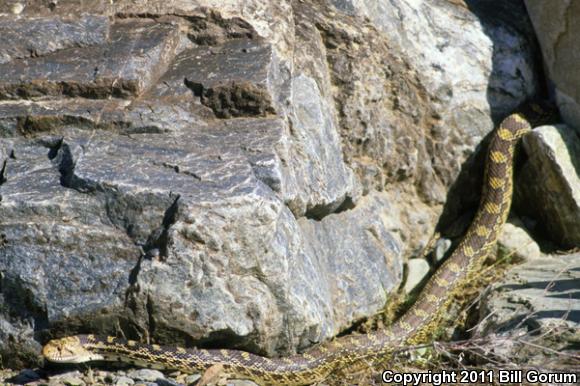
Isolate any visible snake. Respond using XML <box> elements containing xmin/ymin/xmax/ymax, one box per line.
<box><xmin>42</xmin><ymin>102</ymin><xmax>556</xmax><ymax>385</ymax></box>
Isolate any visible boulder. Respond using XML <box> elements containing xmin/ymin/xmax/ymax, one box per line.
<box><xmin>524</xmin><ymin>0</ymin><xmax>580</xmax><ymax>132</ymax></box>
<box><xmin>517</xmin><ymin>125</ymin><xmax>580</xmax><ymax>248</ymax></box>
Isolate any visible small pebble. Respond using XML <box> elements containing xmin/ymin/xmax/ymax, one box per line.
<box><xmin>226</xmin><ymin>380</ymin><xmax>260</xmax><ymax>386</ymax></box>
<box><xmin>126</xmin><ymin>369</ymin><xmax>166</xmax><ymax>382</ymax></box>
<box><xmin>64</xmin><ymin>377</ymin><xmax>86</xmax><ymax>386</ymax></box>
<box><xmin>11</xmin><ymin>3</ymin><xmax>24</xmax><ymax>14</ymax></box>
<box><xmin>49</xmin><ymin>371</ymin><xmax>86</xmax><ymax>386</ymax></box>
<box><xmin>114</xmin><ymin>375</ymin><xmax>135</xmax><ymax>385</ymax></box>
<box><xmin>434</xmin><ymin>238</ymin><xmax>452</xmax><ymax>261</ymax></box>
<box><xmin>52</xmin><ymin>376</ymin><xmax>86</xmax><ymax>386</ymax></box>
<box><xmin>10</xmin><ymin>369</ymin><xmax>40</xmax><ymax>383</ymax></box>
<box><xmin>404</xmin><ymin>258</ymin><xmax>430</xmax><ymax>292</ymax></box>
<box><xmin>157</xmin><ymin>379</ymin><xmax>182</xmax><ymax>386</ymax></box>
<box><xmin>185</xmin><ymin>374</ymin><xmax>201</xmax><ymax>385</ymax></box>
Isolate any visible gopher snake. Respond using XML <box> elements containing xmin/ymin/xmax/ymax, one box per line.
<box><xmin>43</xmin><ymin>102</ymin><xmax>556</xmax><ymax>385</ymax></box>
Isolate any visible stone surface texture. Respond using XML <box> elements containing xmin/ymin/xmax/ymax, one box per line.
<box><xmin>498</xmin><ymin>219</ymin><xmax>541</xmax><ymax>261</ymax></box>
<box><xmin>525</xmin><ymin>0</ymin><xmax>580</xmax><ymax>132</ymax></box>
<box><xmin>0</xmin><ymin>0</ymin><xmax>576</xmax><ymax>377</ymax></box>
<box><xmin>477</xmin><ymin>252</ymin><xmax>580</xmax><ymax>368</ymax></box>
<box><xmin>0</xmin><ymin>15</ymin><xmax>110</xmax><ymax>64</ymax></box>
<box><xmin>0</xmin><ymin>19</ymin><xmax>181</xmax><ymax>99</ymax></box>
<box><xmin>516</xmin><ymin>125</ymin><xmax>580</xmax><ymax>248</ymax></box>
<box><xmin>403</xmin><ymin>258</ymin><xmax>430</xmax><ymax>293</ymax></box>
<box><xmin>330</xmin><ymin>0</ymin><xmax>539</xmax><ymax>203</ymax></box>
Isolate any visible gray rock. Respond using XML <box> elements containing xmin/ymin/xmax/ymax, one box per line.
<box><xmin>7</xmin><ymin>368</ymin><xmax>40</xmax><ymax>383</ymax></box>
<box><xmin>10</xmin><ymin>3</ymin><xmax>24</xmax><ymax>15</ymax></box>
<box><xmin>285</xmin><ymin>73</ymin><xmax>359</xmax><ymax>217</ymax></box>
<box><xmin>476</xmin><ymin>253</ymin><xmax>580</xmax><ymax>367</ymax></box>
<box><xmin>133</xmin><ymin>191</ymin><xmax>402</xmax><ymax>355</ymax></box>
<box><xmin>48</xmin><ymin>371</ymin><xmax>86</xmax><ymax>386</ymax></box>
<box><xmin>524</xmin><ymin>0</ymin><xmax>580</xmax><ymax>132</ymax></box>
<box><xmin>0</xmin><ymin>19</ymin><xmax>181</xmax><ymax>99</ymax></box>
<box><xmin>434</xmin><ymin>238</ymin><xmax>452</xmax><ymax>262</ymax></box>
<box><xmin>0</xmin><ymin>314</ymin><xmax>41</xmax><ymax>368</ymax></box>
<box><xmin>114</xmin><ymin>375</ymin><xmax>135</xmax><ymax>385</ymax></box>
<box><xmin>1</xmin><ymin>116</ymin><xmax>401</xmax><ymax>360</ymax></box>
<box><xmin>0</xmin><ymin>1</ymin><xmax>110</xmax><ymax>16</ymax></box>
<box><xmin>498</xmin><ymin>220</ymin><xmax>541</xmax><ymax>261</ymax></box>
<box><xmin>0</xmin><ymin>138</ymin><xmax>140</xmax><ymax>360</ymax></box>
<box><xmin>225</xmin><ymin>381</ymin><xmax>259</xmax><ymax>386</ymax></box>
<box><xmin>517</xmin><ymin>125</ymin><xmax>580</xmax><ymax>248</ymax></box>
<box><xmin>338</xmin><ymin>0</ymin><xmax>538</xmax><ymax>116</ymax></box>
<box><xmin>296</xmin><ymin>193</ymin><xmax>403</xmax><ymax>339</ymax></box>
<box><xmin>326</xmin><ymin>0</ymin><xmax>540</xmax><ymax>204</ymax></box>
<box><xmin>156</xmin><ymin>379</ymin><xmax>182</xmax><ymax>386</ymax></box>
<box><xmin>126</xmin><ymin>369</ymin><xmax>165</xmax><ymax>382</ymax></box>
<box><xmin>170</xmin><ymin>39</ymin><xmax>278</xmax><ymax>118</ymax></box>
<box><xmin>184</xmin><ymin>374</ymin><xmax>201</xmax><ymax>385</ymax></box>
<box><xmin>404</xmin><ymin>258</ymin><xmax>430</xmax><ymax>293</ymax></box>
<box><xmin>0</xmin><ymin>98</ymin><xmax>214</xmax><ymax>137</ymax></box>
<box><xmin>0</xmin><ymin>15</ymin><xmax>109</xmax><ymax>64</ymax></box>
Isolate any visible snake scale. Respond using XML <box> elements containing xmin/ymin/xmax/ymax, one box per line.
<box><xmin>43</xmin><ymin>102</ymin><xmax>556</xmax><ymax>385</ymax></box>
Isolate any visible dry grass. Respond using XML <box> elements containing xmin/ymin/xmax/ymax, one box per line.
<box><xmin>327</xmin><ymin>241</ymin><xmax>579</xmax><ymax>385</ymax></box>
<box><xmin>325</xmin><ymin>326</ymin><xmax>579</xmax><ymax>386</ymax></box>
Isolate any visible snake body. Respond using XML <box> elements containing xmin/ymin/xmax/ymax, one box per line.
<box><xmin>43</xmin><ymin>103</ymin><xmax>556</xmax><ymax>385</ymax></box>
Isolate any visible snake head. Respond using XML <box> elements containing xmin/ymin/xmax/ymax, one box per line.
<box><xmin>42</xmin><ymin>336</ymin><xmax>104</xmax><ymax>363</ymax></box>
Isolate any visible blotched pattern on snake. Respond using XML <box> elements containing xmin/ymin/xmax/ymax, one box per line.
<box><xmin>43</xmin><ymin>102</ymin><xmax>557</xmax><ymax>385</ymax></box>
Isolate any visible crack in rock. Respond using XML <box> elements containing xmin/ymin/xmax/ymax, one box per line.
<box><xmin>144</xmin><ymin>195</ymin><xmax>181</xmax><ymax>259</ymax></box>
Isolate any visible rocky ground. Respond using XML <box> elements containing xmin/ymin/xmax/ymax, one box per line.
<box><xmin>0</xmin><ymin>0</ymin><xmax>578</xmax><ymax>384</ymax></box>
<box><xmin>2</xmin><ymin>368</ymin><xmax>231</xmax><ymax>386</ymax></box>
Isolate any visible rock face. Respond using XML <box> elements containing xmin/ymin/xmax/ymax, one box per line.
<box><xmin>524</xmin><ymin>0</ymin><xmax>580</xmax><ymax>132</ymax></box>
<box><xmin>0</xmin><ymin>0</ymin><xmax>575</xmax><ymax>373</ymax></box>
<box><xmin>0</xmin><ymin>19</ymin><xmax>181</xmax><ymax>99</ymax></box>
<box><xmin>0</xmin><ymin>15</ymin><xmax>110</xmax><ymax>64</ymax></box>
<box><xmin>330</xmin><ymin>0</ymin><xmax>539</xmax><ymax>203</ymax></box>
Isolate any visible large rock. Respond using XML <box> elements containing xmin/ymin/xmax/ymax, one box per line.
<box><xmin>0</xmin><ymin>119</ymin><xmax>403</xmax><ymax>359</ymax></box>
<box><xmin>516</xmin><ymin>125</ymin><xmax>580</xmax><ymax>248</ymax></box>
<box><xmin>136</xmin><ymin>192</ymin><xmax>402</xmax><ymax>355</ymax></box>
<box><xmin>0</xmin><ymin>137</ymin><xmax>140</xmax><ymax>366</ymax></box>
<box><xmin>524</xmin><ymin>0</ymin><xmax>580</xmax><ymax>132</ymax></box>
<box><xmin>328</xmin><ymin>0</ymin><xmax>540</xmax><ymax>204</ymax></box>
<box><xmin>0</xmin><ymin>1</ymin><xmax>296</xmax><ymax>68</ymax></box>
<box><xmin>0</xmin><ymin>3</ymin><xmax>398</xmax><ymax>365</ymax></box>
